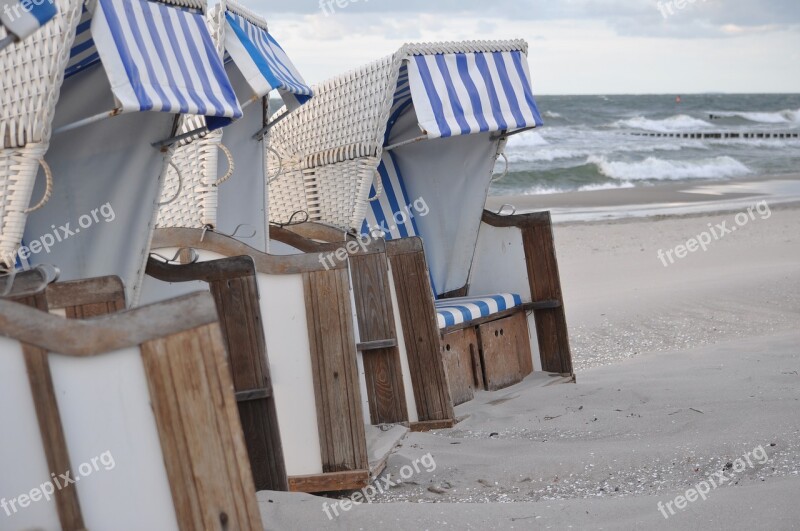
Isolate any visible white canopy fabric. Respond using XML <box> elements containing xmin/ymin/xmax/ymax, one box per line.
<box><xmin>223</xmin><ymin>9</ymin><xmax>312</xmax><ymax>111</ymax></box>
<box><xmin>68</xmin><ymin>0</ymin><xmax>242</xmax><ymax>123</ymax></box>
<box><xmin>407</xmin><ymin>50</ymin><xmax>542</xmax><ymax>139</ymax></box>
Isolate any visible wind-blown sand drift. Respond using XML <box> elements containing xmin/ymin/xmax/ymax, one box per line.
<box><xmin>259</xmin><ymin>205</ymin><xmax>800</xmax><ymax>530</ymax></box>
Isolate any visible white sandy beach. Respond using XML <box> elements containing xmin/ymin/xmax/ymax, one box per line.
<box><xmin>258</xmin><ymin>197</ymin><xmax>800</xmax><ymax>530</ymax></box>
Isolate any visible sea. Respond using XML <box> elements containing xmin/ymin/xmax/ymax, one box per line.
<box><xmin>491</xmin><ymin>94</ymin><xmax>800</xmax><ymax>197</ymax></box>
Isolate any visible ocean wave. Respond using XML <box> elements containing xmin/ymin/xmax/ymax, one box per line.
<box><xmin>708</xmin><ymin>108</ymin><xmax>800</xmax><ymax>124</ymax></box>
<box><xmin>587</xmin><ymin>155</ymin><xmax>752</xmax><ymax>181</ymax></box>
<box><xmin>543</xmin><ymin>111</ymin><xmax>563</xmax><ymax>119</ymax></box>
<box><xmin>505</xmin><ymin>140</ymin><xmax>708</xmax><ymax>163</ymax></box>
<box><xmin>613</xmin><ymin>115</ymin><xmax>713</xmax><ymax>133</ymax></box>
<box><xmin>506</xmin><ymin>131</ymin><xmax>550</xmax><ymax>148</ymax></box>
<box><xmin>516</xmin><ymin>182</ymin><xmax>635</xmax><ymax>196</ymax></box>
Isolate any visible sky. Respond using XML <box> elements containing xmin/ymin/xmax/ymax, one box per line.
<box><xmin>236</xmin><ymin>0</ymin><xmax>800</xmax><ymax>95</ymax></box>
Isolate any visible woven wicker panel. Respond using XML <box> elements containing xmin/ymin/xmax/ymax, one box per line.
<box><xmin>266</xmin><ymin>40</ymin><xmax>528</xmax><ymax>233</ymax></box>
<box><xmin>0</xmin><ymin>143</ymin><xmax>49</xmax><ymax>268</ymax></box>
<box><xmin>156</xmin><ymin>127</ymin><xmax>223</xmax><ymax>229</ymax></box>
<box><xmin>0</xmin><ymin>0</ymin><xmax>84</xmax><ymax>149</ymax></box>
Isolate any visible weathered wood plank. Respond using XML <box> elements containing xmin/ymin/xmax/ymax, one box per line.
<box><xmin>303</xmin><ymin>268</ymin><xmax>369</xmax><ymax>473</ymax></box>
<box><xmin>288</xmin><ymin>470</ymin><xmax>370</xmax><ymax>493</ymax></box>
<box><xmin>409</xmin><ymin>419</ymin><xmax>456</xmax><ymax>432</ymax></box>
<box><xmin>146</xmin><ymin>256</ymin><xmax>289</xmax><ymax>492</ymax></box>
<box><xmin>349</xmin><ymin>251</ymin><xmax>407</xmax><ymax>425</ymax></box>
<box><xmin>10</xmin><ymin>290</ymin><xmax>83</xmax><ymax>531</ymax></box>
<box><xmin>46</xmin><ymin>276</ymin><xmax>126</xmax><ymax>315</ymax></box>
<box><xmin>385</xmin><ymin>240</ymin><xmax>454</xmax><ymax>423</ymax></box>
<box><xmin>141</xmin><ymin>323</ymin><xmax>262</xmax><ymax>531</ymax></box>
<box><xmin>478</xmin><ymin>312</ymin><xmax>533</xmax><ymax>391</ymax></box>
<box><xmin>440</xmin><ymin>328</ymin><xmax>480</xmax><ymax>406</ymax></box>
<box><xmin>520</xmin><ymin>215</ymin><xmax>573</xmax><ymax>375</ymax></box>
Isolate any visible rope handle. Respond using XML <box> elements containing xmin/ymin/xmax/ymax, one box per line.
<box><xmin>24</xmin><ymin>159</ymin><xmax>53</xmax><ymax>214</ymax></box>
<box><xmin>158</xmin><ymin>162</ymin><xmax>184</xmax><ymax>206</ymax></box>
<box><xmin>367</xmin><ymin>168</ymin><xmax>384</xmax><ymax>202</ymax></box>
<box><xmin>266</xmin><ymin>146</ymin><xmax>284</xmax><ymax>184</ymax></box>
<box><xmin>212</xmin><ymin>143</ymin><xmax>235</xmax><ymax>186</ymax></box>
<box><xmin>491</xmin><ymin>152</ymin><xmax>509</xmax><ymax>183</ymax></box>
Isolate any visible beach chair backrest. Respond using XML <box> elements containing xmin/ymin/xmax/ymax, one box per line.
<box><xmin>17</xmin><ymin>0</ymin><xmax>243</xmax><ymax>306</ymax></box>
<box><xmin>156</xmin><ymin>0</ymin><xmax>312</xmax><ymax>253</ymax></box>
<box><xmin>0</xmin><ymin>292</ymin><xmax>263</xmax><ymax>530</ymax></box>
<box><xmin>1</xmin><ymin>0</ymin><xmax>84</xmax><ymax>270</ymax></box>
<box><xmin>267</xmin><ymin>40</ymin><xmax>543</xmax><ymax>296</ymax></box>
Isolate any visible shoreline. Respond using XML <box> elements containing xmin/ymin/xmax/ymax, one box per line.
<box><xmin>486</xmin><ymin>173</ymin><xmax>800</xmax><ymax>223</ymax></box>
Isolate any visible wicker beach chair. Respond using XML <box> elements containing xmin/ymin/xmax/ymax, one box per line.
<box><xmin>0</xmin><ymin>289</ymin><xmax>263</xmax><ymax>530</ymax></box>
<box><xmin>144</xmin><ymin>1</ymin><xmax>378</xmax><ymax>494</ymax></box>
<box><xmin>2</xmin><ymin>0</ymin><xmax>242</xmax><ymax>307</ymax></box>
<box><xmin>267</xmin><ymin>40</ymin><xmax>574</xmax><ymax>404</ymax></box>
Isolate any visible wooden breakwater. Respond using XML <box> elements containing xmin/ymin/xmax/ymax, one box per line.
<box><xmin>627</xmin><ymin>131</ymin><xmax>799</xmax><ymax>139</ymax></box>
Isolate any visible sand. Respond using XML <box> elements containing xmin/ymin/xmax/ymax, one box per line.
<box><xmin>258</xmin><ymin>197</ymin><xmax>800</xmax><ymax>530</ymax></box>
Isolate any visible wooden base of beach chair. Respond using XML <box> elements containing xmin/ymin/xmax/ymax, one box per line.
<box><xmin>146</xmin><ymin>255</ymin><xmax>288</xmax><ymax>492</ymax></box>
<box><xmin>477</xmin><ymin>312</ymin><xmax>534</xmax><ymax>391</ymax></box>
<box><xmin>0</xmin><ymin>293</ymin><xmax>263</xmax><ymax>530</ymax></box>
<box><xmin>287</xmin><ymin>470</ymin><xmax>371</xmax><ymax>493</ymax></box>
<box><xmin>441</xmin><ymin>327</ymin><xmax>482</xmax><ymax>406</ymax></box>
<box><xmin>149</xmin><ymin>228</ymin><xmax>372</xmax><ymax>492</ymax></box>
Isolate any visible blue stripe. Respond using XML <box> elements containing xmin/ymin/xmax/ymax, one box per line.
<box><xmin>376</xmin><ymin>160</ymin><xmax>409</xmax><ymax>238</ymax></box>
<box><xmin>193</xmin><ymin>14</ymin><xmax>240</xmax><ymax>117</ymax></box>
<box><xmin>138</xmin><ymin>3</ymin><xmax>189</xmax><ymax>114</ymax></box>
<box><xmin>488</xmin><ymin>294</ymin><xmax>510</xmax><ymax>311</ymax></box>
<box><xmin>473</xmin><ymin>52</ymin><xmax>508</xmax><ymax>131</ymax></box>
<box><xmin>226</xmin><ymin>12</ymin><xmax>281</xmax><ymax>90</ymax></box>
<box><xmin>175</xmin><ymin>10</ymin><xmax>219</xmax><ymax>116</ymax></box>
<box><xmin>510</xmin><ymin>51</ymin><xmax>543</xmax><ymax>126</ymax></box>
<box><xmin>98</xmin><ymin>0</ymin><xmax>152</xmax><ymax>111</ymax></box>
<box><xmin>434</xmin><ymin>54</ymin><xmax>471</xmax><ymax>136</ymax></box>
<box><xmin>265</xmin><ymin>32</ymin><xmax>308</xmax><ymax>94</ymax></box>
<box><xmin>413</xmin><ymin>55</ymin><xmax>451</xmax><ymax>138</ymax></box>
<box><xmin>455</xmin><ymin>53</ymin><xmax>490</xmax><ymax>133</ymax></box>
<box><xmin>65</xmin><ymin>52</ymin><xmax>100</xmax><ymax>78</ymax></box>
<box><xmin>387</xmin><ymin>151</ymin><xmax>420</xmax><ymax>236</ymax></box>
<box><xmin>68</xmin><ymin>37</ymin><xmax>95</xmax><ymax>58</ymax></box>
<box><xmin>492</xmin><ymin>52</ymin><xmax>527</xmax><ymax>129</ymax></box>
<box><xmin>160</xmin><ymin>6</ymin><xmax>208</xmax><ymax>115</ymax></box>
<box><xmin>122</xmin><ymin>0</ymin><xmax>173</xmax><ymax>112</ymax></box>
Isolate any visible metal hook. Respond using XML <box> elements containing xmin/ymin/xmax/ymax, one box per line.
<box><xmin>149</xmin><ymin>248</ymin><xmax>199</xmax><ymax>265</ymax></box>
<box><xmin>200</xmin><ymin>224</ymin><xmax>257</xmax><ymax>242</ymax></box>
<box><xmin>496</xmin><ymin>203</ymin><xmax>517</xmax><ymax>216</ymax></box>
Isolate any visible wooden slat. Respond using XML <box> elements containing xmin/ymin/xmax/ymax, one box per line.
<box><xmin>386</xmin><ymin>240</ymin><xmax>454</xmax><ymax>423</ymax></box>
<box><xmin>288</xmin><ymin>470</ymin><xmax>370</xmax><ymax>493</ymax></box>
<box><xmin>303</xmin><ymin>268</ymin><xmax>369</xmax><ymax>473</ymax></box>
<box><xmin>151</xmin><ymin>227</ymin><xmax>348</xmax><ymax>274</ymax></box>
<box><xmin>146</xmin><ymin>256</ymin><xmax>289</xmax><ymax>492</ymax></box>
<box><xmin>0</xmin><ymin>292</ymin><xmax>219</xmax><ymax>356</ymax></box>
<box><xmin>141</xmin><ymin>324</ymin><xmax>263</xmax><ymax>531</ymax></box>
<box><xmin>46</xmin><ymin>276</ymin><xmax>126</xmax><ymax>315</ymax></box>
<box><xmin>440</xmin><ymin>328</ymin><xmax>480</xmax><ymax>406</ymax></box>
<box><xmin>14</xmin><ymin>291</ymin><xmax>85</xmax><ymax>531</ymax></box>
<box><xmin>409</xmin><ymin>419</ymin><xmax>456</xmax><ymax>432</ymax></box>
<box><xmin>283</xmin><ymin>222</ymin><xmax>348</xmax><ymax>243</ymax></box>
<box><xmin>357</xmin><ymin>339</ymin><xmax>398</xmax><ymax>351</ymax></box>
<box><xmin>478</xmin><ymin>312</ymin><xmax>533</xmax><ymax>391</ymax></box>
<box><xmin>519</xmin><ymin>215</ymin><xmax>573</xmax><ymax>375</ymax></box>
<box><xmin>349</xmin><ymin>251</ymin><xmax>408</xmax><ymax>425</ymax></box>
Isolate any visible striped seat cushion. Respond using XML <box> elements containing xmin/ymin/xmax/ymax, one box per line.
<box><xmin>435</xmin><ymin>293</ymin><xmax>523</xmax><ymax>329</ymax></box>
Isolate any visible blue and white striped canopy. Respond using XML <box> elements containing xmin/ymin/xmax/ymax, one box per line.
<box><xmin>224</xmin><ymin>10</ymin><xmax>312</xmax><ymax>111</ymax></box>
<box><xmin>88</xmin><ymin>0</ymin><xmax>241</xmax><ymax>120</ymax></box>
<box><xmin>0</xmin><ymin>0</ymin><xmax>57</xmax><ymax>45</ymax></box>
<box><xmin>407</xmin><ymin>51</ymin><xmax>543</xmax><ymax>139</ymax></box>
